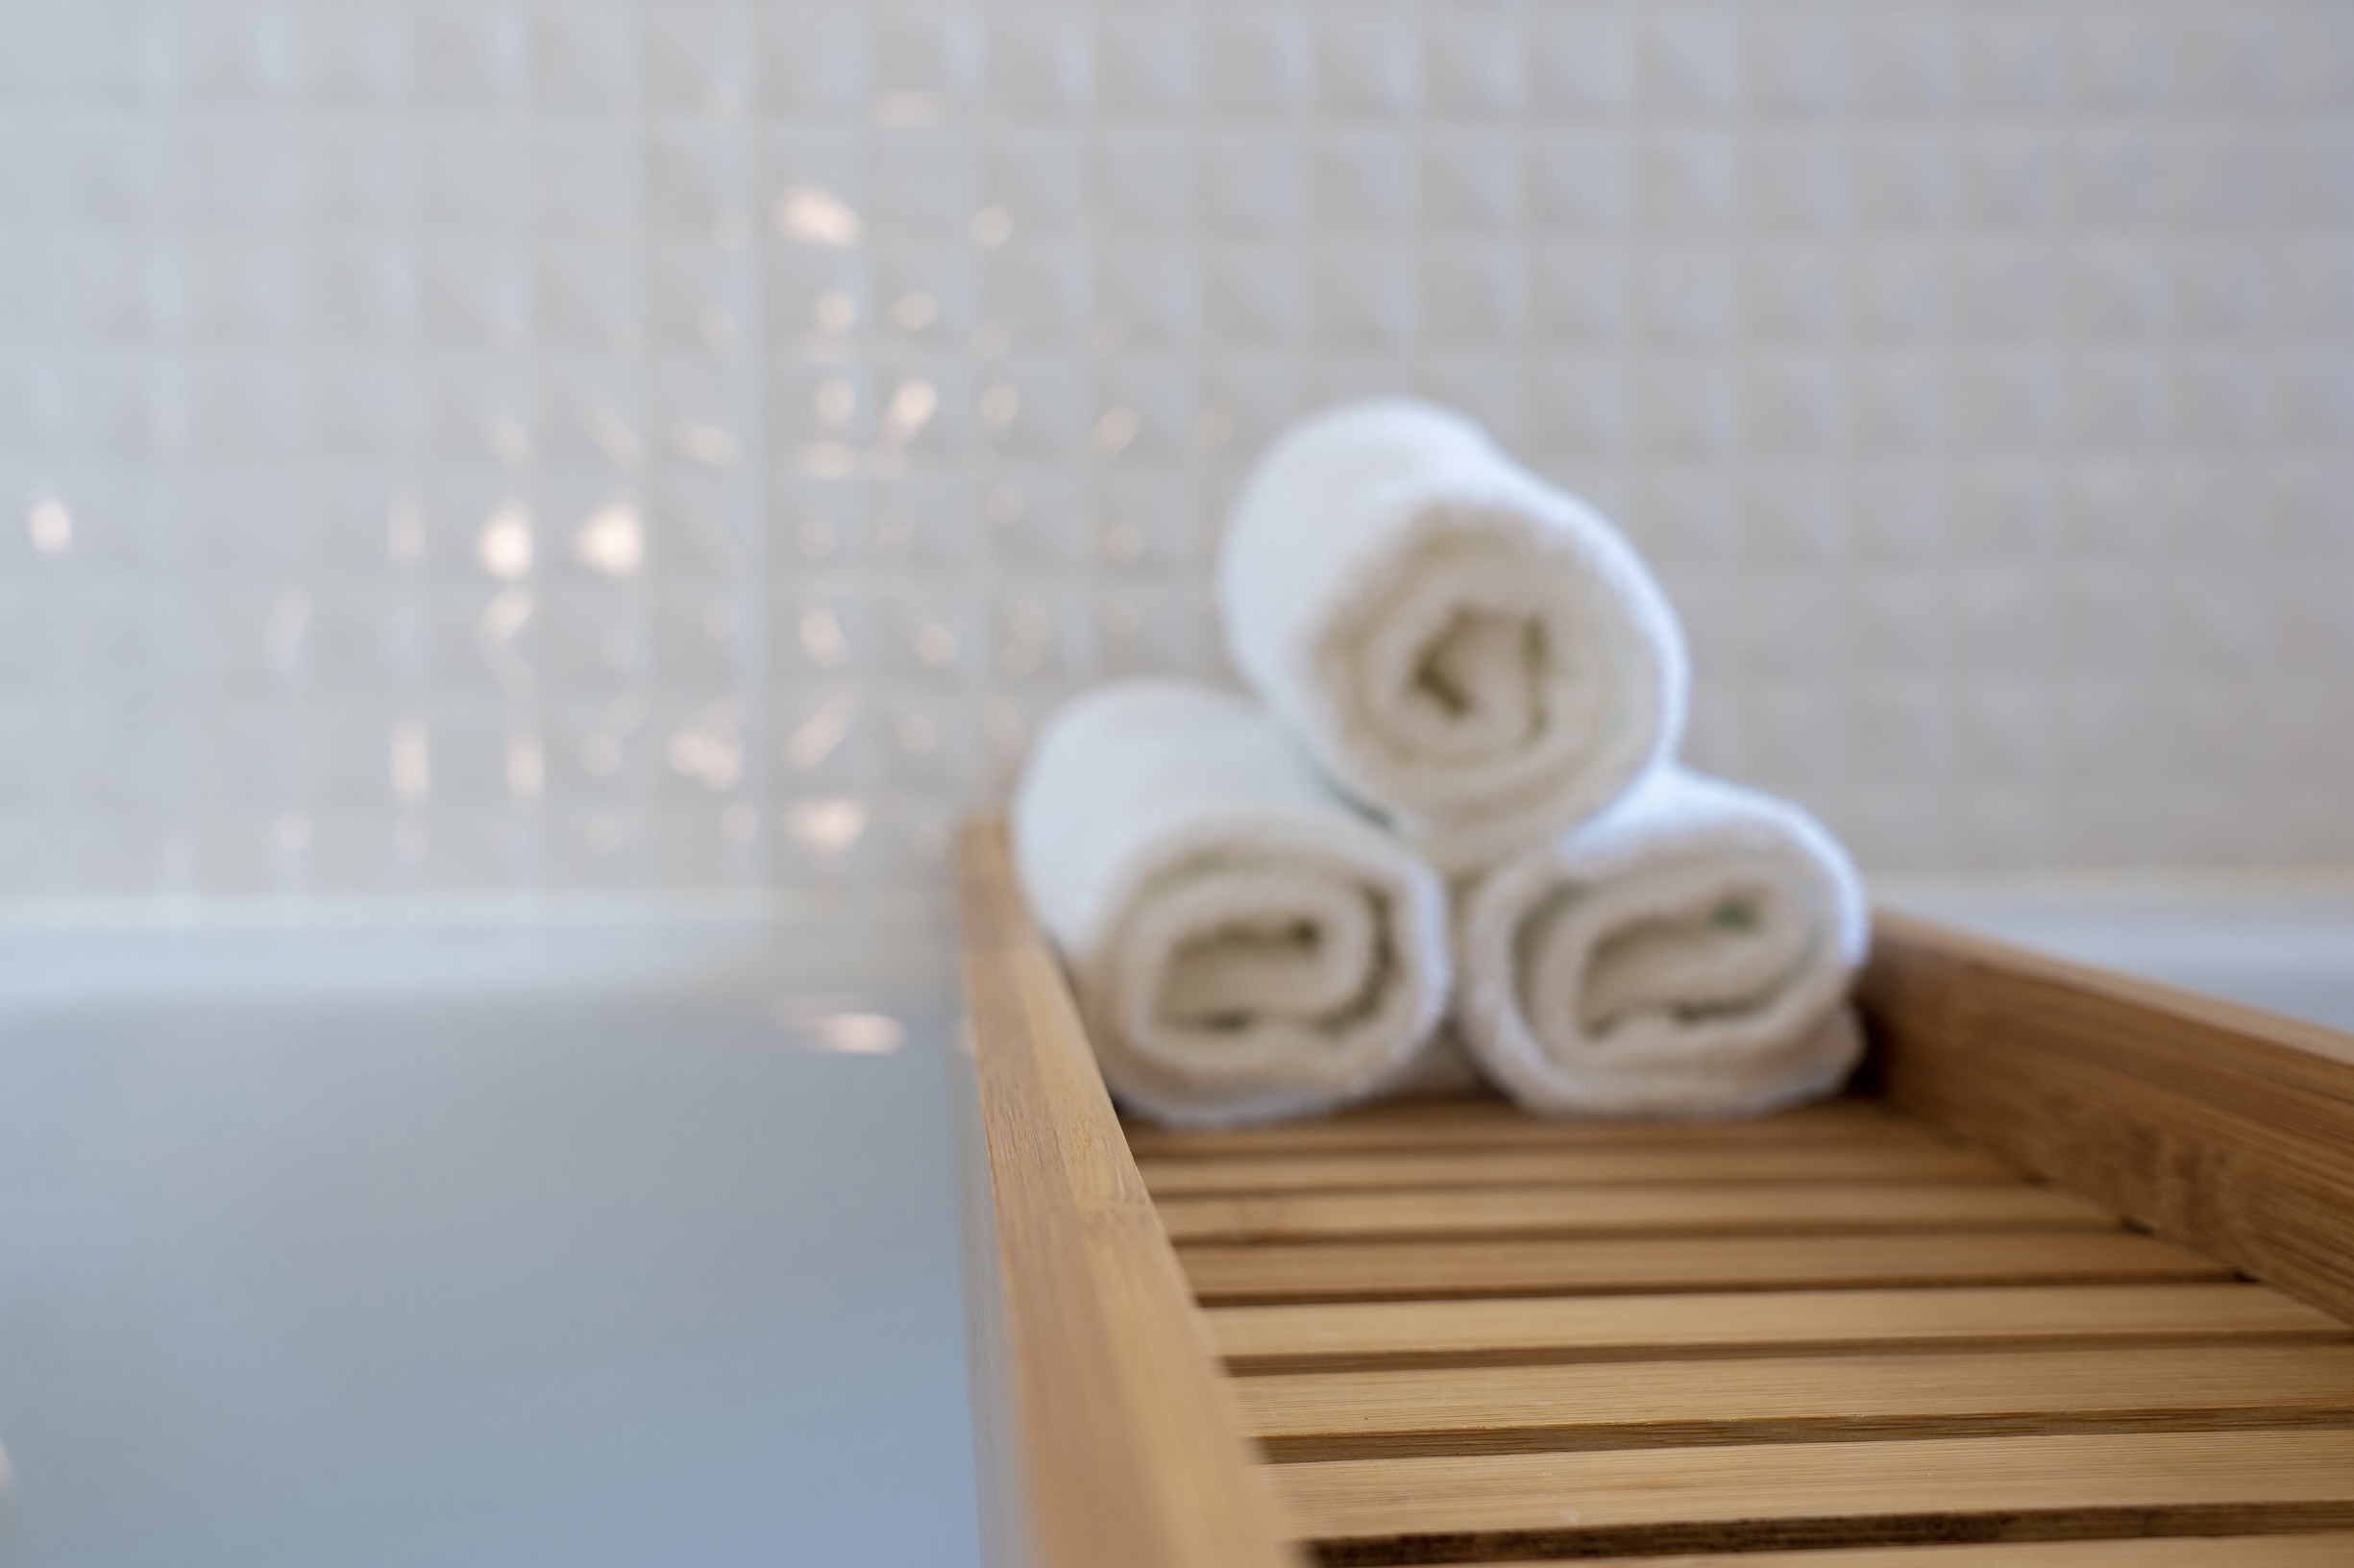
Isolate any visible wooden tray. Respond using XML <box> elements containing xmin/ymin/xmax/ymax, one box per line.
<box><xmin>955</xmin><ymin>819</ymin><xmax>2354</xmax><ymax>1567</ymax></box>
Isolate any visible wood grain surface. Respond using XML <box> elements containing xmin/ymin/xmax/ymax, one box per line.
<box><xmin>956</xmin><ymin>821</ymin><xmax>1301</xmax><ymax>1568</ymax></box>
<box><xmin>1179</xmin><ymin>1229</ymin><xmax>2235</xmax><ymax>1306</ymax></box>
<box><xmin>1157</xmin><ymin>1178</ymin><xmax>2116</xmax><ymax>1244</ymax></box>
<box><xmin>962</xmin><ymin>818</ymin><xmax>2354</xmax><ymax>1566</ymax></box>
<box><xmin>1140</xmin><ymin>1138</ymin><xmax>2015</xmax><ymax>1195</ymax></box>
<box><xmin>1523</xmin><ymin>1531</ymin><xmax>2354</xmax><ymax>1566</ymax></box>
<box><xmin>1865</xmin><ymin>910</ymin><xmax>2354</xmax><ymax>1324</ymax></box>
<box><xmin>1208</xmin><ymin>1282</ymin><xmax>2350</xmax><ymax>1373</ymax></box>
<box><xmin>1238</xmin><ymin>1343</ymin><xmax>2354</xmax><ymax>1459</ymax></box>
<box><xmin>1272</xmin><ymin>1429</ymin><xmax>2354</xmax><ymax>1562</ymax></box>
<box><xmin>1127</xmin><ymin>1096</ymin><xmax>1925</xmax><ymax>1160</ymax></box>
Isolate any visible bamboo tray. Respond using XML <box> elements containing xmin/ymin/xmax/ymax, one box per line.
<box><xmin>955</xmin><ymin>819</ymin><xmax>2354</xmax><ymax>1567</ymax></box>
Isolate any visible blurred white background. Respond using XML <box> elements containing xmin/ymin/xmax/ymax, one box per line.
<box><xmin>2</xmin><ymin>0</ymin><xmax>2349</xmax><ymax>908</ymax></box>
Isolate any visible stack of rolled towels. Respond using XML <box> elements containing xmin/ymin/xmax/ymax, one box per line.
<box><xmin>1012</xmin><ymin>399</ymin><xmax>1868</xmax><ymax>1128</ymax></box>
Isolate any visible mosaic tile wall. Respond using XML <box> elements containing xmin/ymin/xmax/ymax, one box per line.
<box><xmin>0</xmin><ymin>0</ymin><xmax>2349</xmax><ymax>903</ymax></box>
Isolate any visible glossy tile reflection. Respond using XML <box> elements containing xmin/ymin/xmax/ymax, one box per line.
<box><xmin>0</xmin><ymin>1</ymin><xmax>2346</xmax><ymax>899</ymax></box>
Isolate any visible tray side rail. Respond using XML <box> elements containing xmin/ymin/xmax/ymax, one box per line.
<box><xmin>955</xmin><ymin>819</ymin><xmax>1303</xmax><ymax>1568</ymax></box>
<box><xmin>1862</xmin><ymin>908</ymin><xmax>2354</xmax><ymax>1326</ymax></box>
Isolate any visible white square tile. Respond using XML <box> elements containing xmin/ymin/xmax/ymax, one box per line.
<box><xmin>1962</xmin><ymin>12</ymin><xmax>2063</xmax><ymax>113</ymax></box>
<box><xmin>2266</xmin><ymin>466</ymin><xmax>2354</xmax><ymax>562</ymax></box>
<box><xmin>1741</xmin><ymin>467</ymin><xmax>1844</xmax><ymax>565</ymax></box>
<box><xmin>1846</xmin><ymin>467</ymin><xmax>1947</xmax><ymax>565</ymax></box>
<box><xmin>1416</xmin><ymin>356</ymin><xmax>1522</xmax><ymax>449</ymax></box>
<box><xmin>1525</xmin><ymin>132</ymin><xmax>1625</xmax><ymax>232</ymax></box>
<box><xmin>407</xmin><ymin>2</ymin><xmax>527</xmax><ymax>110</ymax></box>
<box><xmin>1526</xmin><ymin>6</ymin><xmax>1631</xmax><ymax>114</ymax></box>
<box><xmin>2061</xmin><ymin>356</ymin><xmax>2166</xmax><ymax>448</ymax></box>
<box><xmin>1850</xmin><ymin>249</ymin><xmax>1947</xmax><ymax>342</ymax></box>
<box><xmin>532</xmin><ymin>2</ymin><xmax>641</xmax><ymax>113</ymax></box>
<box><xmin>1743</xmin><ymin>358</ymin><xmax>1843</xmax><ymax>453</ymax></box>
<box><xmin>1199</xmin><ymin>11</ymin><xmax>1310</xmax><ymax>114</ymax></box>
<box><xmin>1738</xmin><ymin>678</ymin><xmax>1851</xmax><ymax>796</ymax></box>
<box><xmin>1094</xmin><ymin>246</ymin><xmax>1195</xmax><ymax>350</ymax></box>
<box><xmin>1314</xmin><ymin>133</ymin><xmax>1416</xmax><ymax>235</ymax></box>
<box><xmin>984</xmin><ymin>130</ymin><xmax>1086</xmax><ymax>232</ymax></box>
<box><xmin>979</xmin><ymin>246</ymin><xmax>1087</xmax><ymax>343</ymax></box>
<box><xmin>1848</xmin><ymin>134</ymin><xmax>1954</xmax><ymax>232</ymax></box>
<box><xmin>1744</xmin><ymin>246</ymin><xmax>1844</xmax><ymax>341</ymax></box>
<box><xmin>3</xmin><ymin>0</ymin><xmax>2350</xmax><ymax>902</ymax></box>
<box><xmin>1093</xmin><ymin>467</ymin><xmax>1195</xmax><ymax>572</ymax></box>
<box><xmin>1951</xmin><ymin>466</ymin><xmax>2061</xmax><ymax>562</ymax></box>
<box><xmin>1316</xmin><ymin>11</ymin><xmax>1418</xmax><ymax>115</ymax></box>
<box><xmin>536</xmin><ymin>131</ymin><xmax>643</xmax><ymax>238</ymax></box>
<box><xmin>759</xmin><ymin>5</ymin><xmax>868</xmax><ymax>118</ymax></box>
<box><xmin>1633</xmin><ymin>248</ymin><xmax>1735</xmax><ymax>345</ymax></box>
<box><xmin>1850</xmin><ymin>579</ymin><xmax>1947</xmax><ymax>678</ymax></box>
<box><xmin>1634</xmin><ymin>361</ymin><xmax>1738</xmax><ymax>455</ymax></box>
<box><xmin>1955</xmin><ymin>135</ymin><xmax>2059</xmax><ymax>227</ymax></box>
<box><xmin>1631</xmin><ymin>467</ymin><xmax>1735</xmax><ymax>569</ymax></box>
<box><xmin>1090</xmin><ymin>356</ymin><xmax>1193</xmax><ymax>460</ymax></box>
<box><xmin>1421</xmin><ymin>249</ymin><xmax>1520</xmax><ymax>343</ymax></box>
<box><xmin>1091</xmin><ymin>580</ymin><xmax>1204</xmax><ymax>674</ymax></box>
<box><xmin>1848</xmin><ymin>8</ymin><xmax>1959</xmax><ymax>113</ymax></box>
<box><xmin>1198</xmin><ymin>357</ymin><xmax>1303</xmax><ymax>455</ymax></box>
<box><xmin>869</xmin><ymin>128</ymin><xmax>977</xmax><ymax>238</ymax></box>
<box><xmin>986</xmin><ymin>583</ymin><xmax>1091</xmax><ymax>681</ymax></box>
<box><xmin>1311</xmin><ymin>249</ymin><xmax>1416</xmax><ymax>348</ymax></box>
<box><xmin>1422</xmin><ymin>7</ymin><xmax>1518</xmax><ymax>115</ymax></box>
<box><xmin>1092</xmin><ymin>12</ymin><xmax>1194</xmax><ymax>112</ymax></box>
<box><xmin>1953</xmin><ymin>245</ymin><xmax>2052</xmax><ymax>339</ymax></box>
<box><xmin>2064</xmin><ymin>134</ymin><xmax>2166</xmax><ymax>228</ymax></box>
<box><xmin>870</xmin><ymin>6</ymin><xmax>978</xmax><ymax>110</ymax></box>
<box><xmin>1743</xmin><ymin>8</ymin><xmax>1845</xmax><ymax>114</ymax></box>
<box><xmin>1091</xmin><ymin>131</ymin><xmax>1193</xmax><ymax>233</ymax></box>
<box><xmin>1421</xmin><ymin>134</ymin><xmax>1517</xmax><ymax>234</ymax></box>
<box><xmin>978</xmin><ymin>466</ymin><xmax>1084</xmax><ymax>567</ymax></box>
<box><xmin>1202</xmin><ymin>135</ymin><xmax>1306</xmax><ymax>237</ymax></box>
<box><xmin>976</xmin><ymin>355</ymin><xmax>1087</xmax><ymax>459</ymax></box>
<box><xmin>1200</xmin><ymin>247</ymin><xmax>1304</xmax><ymax>344</ymax></box>
<box><xmin>1742</xmin><ymin>133</ymin><xmax>1844</xmax><ymax>233</ymax></box>
<box><xmin>2269</xmin><ymin>351</ymin><xmax>2354</xmax><ymax>446</ymax></box>
<box><xmin>1634</xmin><ymin>133</ymin><xmax>1738</xmax><ymax>231</ymax></box>
<box><xmin>1527</xmin><ymin>250</ymin><xmax>1624</xmax><ymax>344</ymax></box>
<box><xmin>645</xmin><ymin>3</ymin><xmax>754</xmax><ymax>121</ymax></box>
<box><xmin>987</xmin><ymin>12</ymin><xmax>1092</xmax><ymax>114</ymax></box>
<box><xmin>290</xmin><ymin>7</ymin><xmax>410</xmax><ymax>105</ymax></box>
<box><xmin>1741</xmin><ymin>576</ymin><xmax>1847</xmax><ymax>680</ymax></box>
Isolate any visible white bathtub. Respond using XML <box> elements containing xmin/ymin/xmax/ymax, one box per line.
<box><xmin>0</xmin><ymin>908</ymin><xmax>979</xmax><ymax>1568</ymax></box>
<box><xmin>1876</xmin><ymin>878</ymin><xmax>2354</xmax><ymax>1038</ymax></box>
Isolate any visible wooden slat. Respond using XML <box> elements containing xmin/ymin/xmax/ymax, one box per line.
<box><xmin>956</xmin><ymin>821</ymin><xmax>1301</xmax><ymax>1568</ymax></box>
<box><xmin>1865</xmin><ymin>911</ymin><xmax>2354</xmax><ymax>1325</ymax></box>
<box><xmin>1272</xmin><ymin>1429</ymin><xmax>2354</xmax><ymax>1561</ymax></box>
<box><xmin>1127</xmin><ymin>1095</ymin><xmax>1924</xmax><ymax>1160</ymax></box>
<box><xmin>1208</xmin><ymin>1282</ymin><xmax>2349</xmax><ymax>1374</ymax></box>
<box><xmin>1157</xmin><ymin>1180</ymin><xmax>2116</xmax><ymax>1245</ymax></box>
<box><xmin>1140</xmin><ymin>1139</ymin><xmax>2015</xmax><ymax>1196</ymax></box>
<box><xmin>1532</xmin><ymin>1530</ymin><xmax>2354</xmax><ymax>1566</ymax></box>
<box><xmin>1238</xmin><ymin>1343</ymin><xmax>2354</xmax><ymax>1461</ymax></box>
<box><xmin>1180</xmin><ymin>1230</ymin><xmax>2233</xmax><ymax>1306</ymax></box>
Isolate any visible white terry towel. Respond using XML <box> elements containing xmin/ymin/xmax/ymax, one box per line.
<box><xmin>1013</xmin><ymin>678</ymin><xmax>1452</xmax><ymax>1128</ymax></box>
<box><xmin>1456</xmin><ymin>767</ymin><xmax>1868</xmax><ymax>1118</ymax></box>
<box><xmin>1219</xmin><ymin>398</ymin><xmax>1689</xmax><ymax>875</ymax></box>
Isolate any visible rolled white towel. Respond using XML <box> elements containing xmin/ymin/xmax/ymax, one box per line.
<box><xmin>1456</xmin><ymin>767</ymin><xmax>1868</xmax><ymax>1118</ymax></box>
<box><xmin>1219</xmin><ymin>398</ymin><xmax>1689</xmax><ymax>875</ymax></box>
<box><xmin>1012</xmin><ymin>678</ymin><xmax>1452</xmax><ymax>1128</ymax></box>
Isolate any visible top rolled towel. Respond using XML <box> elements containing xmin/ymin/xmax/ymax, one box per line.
<box><xmin>1220</xmin><ymin>399</ymin><xmax>1689</xmax><ymax>875</ymax></box>
<box><xmin>1455</xmin><ymin>767</ymin><xmax>1869</xmax><ymax>1119</ymax></box>
<box><xmin>1013</xmin><ymin>678</ymin><xmax>1450</xmax><ymax>1128</ymax></box>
